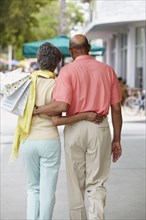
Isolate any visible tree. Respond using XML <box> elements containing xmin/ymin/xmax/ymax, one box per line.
<box><xmin>59</xmin><ymin>0</ymin><xmax>67</xmax><ymax>35</ymax></box>
<box><xmin>66</xmin><ymin>1</ymin><xmax>84</xmax><ymax>33</ymax></box>
<box><xmin>0</xmin><ymin>0</ymin><xmax>50</xmax><ymax>47</ymax></box>
<box><xmin>31</xmin><ymin>1</ymin><xmax>85</xmax><ymax>40</ymax></box>
<box><xmin>30</xmin><ymin>1</ymin><xmax>60</xmax><ymax>41</ymax></box>
<box><xmin>0</xmin><ymin>0</ymin><xmax>86</xmax><ymax>59</ymax></box>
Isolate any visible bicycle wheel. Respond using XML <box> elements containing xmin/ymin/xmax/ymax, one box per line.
<box><xmin>124</xmin><ymin>96</ymin><xmax>140</xmax><ymax>116</ymax></box>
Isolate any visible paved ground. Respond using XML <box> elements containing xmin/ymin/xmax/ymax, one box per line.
<box><xmin>0</xmin><ymin>109</ymin><xmax>146</xmax><ymax>220</ymax></box>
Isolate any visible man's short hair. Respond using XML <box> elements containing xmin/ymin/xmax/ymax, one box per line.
<box><xmin>69</xmin><ymin>37</ymin><xmax>90</xmax><ymax>50</ymax></box>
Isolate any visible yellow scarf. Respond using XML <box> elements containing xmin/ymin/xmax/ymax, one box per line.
<box><xmin>10</xmin><ymin>70</ymin><xmax>56</xmax><ymax>161</ymax></box>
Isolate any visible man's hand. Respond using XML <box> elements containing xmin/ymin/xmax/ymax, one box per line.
<box><xmin>85</xmin><ymin>112</ymin><xmax>106</xmax><ymax>124</ymax></box>
<box><xmin>112</xmin><ymin>140</ymin><xmax>122</xmax><ymax>162</ymax></box>
<box><xmin>51</xmin><ymin>112</ymin><xmax>106</xmax><ymax>126</ymax></box>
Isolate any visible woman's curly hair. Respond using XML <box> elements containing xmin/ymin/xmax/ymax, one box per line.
<box><xmin>37</xmin><ymin>42</ymin><xmax>62</xmax><ymax>72</ymax></box>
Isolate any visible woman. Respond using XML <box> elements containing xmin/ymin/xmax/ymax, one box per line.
<box><xmin>13</xmin><ymin>42</ymin><xmax>100</xmax><ymax>220</ymax></box>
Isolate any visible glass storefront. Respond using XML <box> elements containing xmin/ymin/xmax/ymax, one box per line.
<box><xmin>135</xmin><ymin>27</ymin><xmax>145</xmax><ymax>89</ymax></box>
<box><xmin>110</xmin><ymin>36</ymin><xmax>116</xmax><ymax>69</ymax></box>
<box><xmin>120</xmin><ymin>34</ymin><xmax>127</xmax><ymax>81</ymax></box>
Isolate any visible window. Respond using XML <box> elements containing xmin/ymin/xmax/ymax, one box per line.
<box><xmin>110</xmin><ymin>36</ymin><xmax>116</xmax><ymax>69</ymax></box>
<box><xmin>120</xmin><ymin>34</ymin><xmax>127</xmax><ymax>81</ymax></box>
<box><xmin>103</xmin><ymin>41</ymin><xmax>107</xmax><ymax>63</ymax></box>
<box><xmin>135</xmin><ymin>27</ymin><xmax>145</xmax><ymax>89</ymax></box>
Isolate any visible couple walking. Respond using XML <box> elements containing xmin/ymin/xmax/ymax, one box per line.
<box><xmin>12</xmin><ymin>34</ymin><xmax>122</xmax><ymax>220</ymax></box>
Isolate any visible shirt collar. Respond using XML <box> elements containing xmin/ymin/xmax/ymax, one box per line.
<box><xmin>75</xmin><ymin>55</ymin><xmax>94</xmax><ymax>61</ymax></box>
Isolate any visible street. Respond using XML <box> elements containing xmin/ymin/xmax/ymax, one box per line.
<box><xmin>0</xmin><ymin>109</ymin><xmax>146</xmax><ymax>220</ymax></box>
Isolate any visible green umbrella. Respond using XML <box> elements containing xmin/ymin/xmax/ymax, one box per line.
<box><xmin>23</xmin><ymin>35</ymin><xmax>105</xmax><ymax>58</ymax></box>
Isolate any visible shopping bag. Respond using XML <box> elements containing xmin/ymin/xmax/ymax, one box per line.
<box><xmin>0</xmin><ymin>68</ymin><xmax>30</xmax><ymax>96</ymax></box>
<box><xmin>1</xmin><ymin>79</ymin><xmax>31</xmax><ymax>116</ymax></box>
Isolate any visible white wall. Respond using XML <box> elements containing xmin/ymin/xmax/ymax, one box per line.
<box><xmin>85</xmin><ymin>0</ymin><xmax>146</xmax><ymax>89</ymax></box>
<box><xmin>93</xmin><ymin>0</ymin><xmax>145</xmax><ymax>23</ymax></box>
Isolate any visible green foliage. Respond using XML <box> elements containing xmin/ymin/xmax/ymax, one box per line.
<box><xmin>0</xmin><ymin>0</ymin><xmax>85</xmax><ymax>59</ymax></box>
<box><xmin>66</xmin><ymin>2</ymin><xmax>84</xmax><ymax>32</ymax></box>
<box><xmin>0</xmin><ymin>0</ymin><xmax>50</xmax><ymax>47</ymax></box>
<box><xmin>30</xmin><ymin>1</ymin><xmax>85</xmax><ymax>41</ymax></box>
<box><xmin>30</xmin><ymin>1</ymin><xmax>60</xmax><ymax>42</ymax></box>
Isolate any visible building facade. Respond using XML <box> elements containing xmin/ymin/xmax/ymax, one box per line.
<box><xmin>83</xmin><ymin>0</ymin><xmax>146</xmax><ymax>89</ymax></box>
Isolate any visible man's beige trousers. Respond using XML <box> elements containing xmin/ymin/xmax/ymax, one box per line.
<box><xmin>64</xmin><ymin>119</ymin><xmax>111</xmax><ymax>220</ymax></box>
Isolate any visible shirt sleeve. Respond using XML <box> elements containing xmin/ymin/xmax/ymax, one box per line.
<box><xmin>52</xmin><ymin>68</ymin><xmax>72</xmax><ymax>105</ymax></box>
<box><xmin>110</xmin><ymin>70</ymin><xmax>122</xmax><ymax>105</ymax></box>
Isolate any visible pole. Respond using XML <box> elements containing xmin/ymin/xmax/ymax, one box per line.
<box><xmin>59</xmin><ymin>0</ymin><xmax>66</xmax><ymax>35</ymax></box>
<box><xmin>8</xmin><ymin>45</ymin><xmax>12</xmax><ymax>71</ymax></box>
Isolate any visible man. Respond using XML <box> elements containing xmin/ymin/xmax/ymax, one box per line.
<box><xmin>34</xmin><ymin>34</ymin><xmax>122</xmax><ymax>220</ymax></box>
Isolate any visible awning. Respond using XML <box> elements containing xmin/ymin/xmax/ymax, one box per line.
<box><xmin>85</xmin><ymin>20</ymin><xmax>145</xmax><ymax>39</ymax></box>
<box><xmin>23</xmin><ymin>35</ymin><xmax>105</xmax><ymax>58</ymax></box>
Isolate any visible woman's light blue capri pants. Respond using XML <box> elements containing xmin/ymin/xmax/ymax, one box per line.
<box><xmin>20</xmin><ymin>139</ymin><xmax>61</xmax><ymax>220</ymax></box>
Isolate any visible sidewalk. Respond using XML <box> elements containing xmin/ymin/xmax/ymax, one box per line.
<box><xmin>0</xmin><ymin>109</ymin><xmax>145</xmax><ymax>220</ymax></box>
<box><xmin>110</xmin><ymin>107</ymin><xmax>146</xmax><ymax>123</ymax></box>
<box><xmin>122</xmin><ymin>107</ymin><xmax>145</xmax><ymax>122</ymax></box>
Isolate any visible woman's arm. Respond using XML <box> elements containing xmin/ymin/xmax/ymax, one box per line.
<box><xmin>33</xmin><ymin>102</ymin><xmax>69</xmax><ymax>116</ymax></box>
<box><xmin>52</xmin><ymin>112</ymin><xmax>106</xmax><ymax>126</ymax></box>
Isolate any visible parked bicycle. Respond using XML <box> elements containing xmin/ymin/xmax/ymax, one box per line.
<box><xmin>124</xmin><ymin>88</ymin><xmax>146</xmax><ymax>116</ymax></box>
